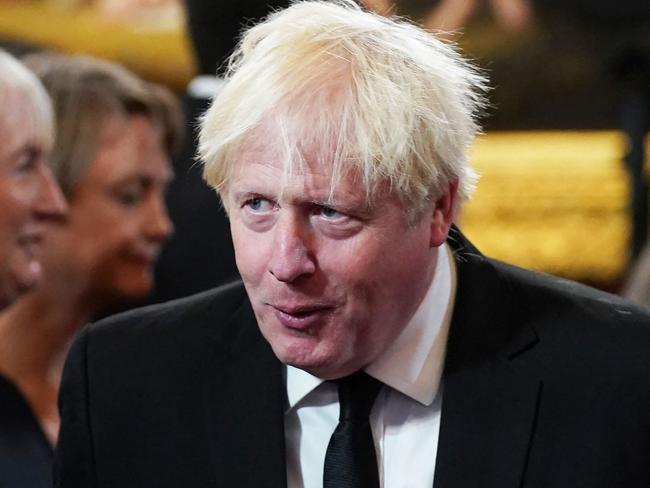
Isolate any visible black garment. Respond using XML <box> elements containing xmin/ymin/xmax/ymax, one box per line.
<box><xmin>55</xmin><ymin>228</ymin><xmax>650</xmax><ymax>487</ymax></box>
<box><xmin>185</xmin><ymin>0</ymin><xmax>292</xmax><ymax>76</ymax></box>
<box><xmin>0</xmin><ymin>375</ymin><xmax>53</xmax><ymax>488</ymax></box>
<box><xmin>147</xmin><ymin>93</ymin><xmax>239</xmax><ymax>304</ymax></box>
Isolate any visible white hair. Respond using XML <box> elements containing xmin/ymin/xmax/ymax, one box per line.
<box><xmin>0</xmin><ymin>50</ymin><xmax>54</xmax><ymax>154</ymax></box>
<box><xmin>199</xmin><ymin>0</ymin><xmax>487</xmax><ymax>218</ymax></box>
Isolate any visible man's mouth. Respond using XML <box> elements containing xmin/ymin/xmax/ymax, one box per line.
<box><xmin>269</xmin><ymin>303</ymin><xmax>334</xmax><ymax>331</ymax></box>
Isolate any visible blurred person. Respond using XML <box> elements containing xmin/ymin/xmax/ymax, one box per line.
<box><xmin>0</xmin><ymin>53</ymin><xmax>181</xmax><ymax>488</ymax></box>
<box><xmin>424</xmin><ymin>0</ymin><xmax>533</xmax><ymax>32</ymax></box>
<box><xmin>0</xmin><ymin>49</ymin><xmax>68</xmax><ymax>488</ymax></box>
<box><xmin>56</xmin><ymin>2</ymin><xmax>650</xmax><ymax>487</ymax></box>
<box><xmin>623</xmin><ymin>243</ymin><xmax>650</xmax><ymax>307</ymax></box>
<box><xmin>535</xmin><ymin>0</ymin><xmax>649</xmax><ymax>258</ymax></box>
<box><xmin>0</xmin><ymin>50</ymin><xmax>67</xmax><ymax>309</ymax></box>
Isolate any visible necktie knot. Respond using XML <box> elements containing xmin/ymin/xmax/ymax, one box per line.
<box><xmin>335</xmin><ymin>372</ymin><xmax>382</xmax><ymax>421</ymax></box>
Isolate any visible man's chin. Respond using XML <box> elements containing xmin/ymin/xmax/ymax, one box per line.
<box><xmin>273</xmin><ymin>343</ymin><xmax>332</xmax><ymax>376</ymax></box>
<box><xmin>280</xmin><ymin>351</ymin><xmax>353</xmax><ymax>380</ymax></box>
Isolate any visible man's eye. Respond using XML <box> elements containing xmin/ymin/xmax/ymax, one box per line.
<box><xmin>244</xmin><ymin>197</ymin><xmax>272</xmax><ymax>212</ymax></box>
<box><xmin>318</xmin><ymin>206</ymin><xmax>345</xmax><ymax>220</ymax></box>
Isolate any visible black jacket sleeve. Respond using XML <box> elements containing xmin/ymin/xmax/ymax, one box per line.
<box><xmin>54</xmin><ymin>326</ymin><xmax>95</xmax><ymax>487</ymax></box>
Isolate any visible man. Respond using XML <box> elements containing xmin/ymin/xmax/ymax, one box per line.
<box><xmin>0</xmin><ymin>50</ymin><xmax>67</xmax><ymax>309</ymax></box>
<box><xmin>55</xmin><ymin>1</ymin><xmax>650</xmax><ymax>486</ymax></box>
<box><xmin>151</xmin><ymin>0</ymin><xmax>394</xmax><ymax>304</ymax></box>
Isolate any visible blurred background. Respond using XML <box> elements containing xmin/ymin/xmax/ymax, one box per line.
<box><xmin>1</xmin><ymin>0</ymin><xmax>648</xmax><ymax>292</ymax></box>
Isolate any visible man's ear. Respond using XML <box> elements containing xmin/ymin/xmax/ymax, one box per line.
<box><xmin>430</xmin><ymin>179</ymin><xmax>459</xmax><ymax>247</ymax></box>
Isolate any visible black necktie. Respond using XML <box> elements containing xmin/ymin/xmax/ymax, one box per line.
<box><xmin>323</xmin><ymin>372</ymin><xmax>382</xmax><ymax>488</ymax></box>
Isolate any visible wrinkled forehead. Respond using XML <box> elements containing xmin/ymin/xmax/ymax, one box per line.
<box><xmin>229</xmin><ymin>119</ymin><xmax>368</xmax><ymax>197</ymax></box>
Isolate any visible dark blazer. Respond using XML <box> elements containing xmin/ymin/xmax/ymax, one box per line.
<box><xmin>54</xmin><ymin>229</ymin><xmax>650</xmax><ymax>487</ymax></box>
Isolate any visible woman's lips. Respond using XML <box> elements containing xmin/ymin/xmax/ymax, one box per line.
<box><xmin>128</xmin><ymin>245</ymin><xmax>162</xmax><ymax>266</ymax></box>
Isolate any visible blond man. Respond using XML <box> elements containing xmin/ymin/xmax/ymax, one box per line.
<box><xmin>56</xmin><ymin>2</ymin><xmax>650</xmax><ymax>487</ymax></box>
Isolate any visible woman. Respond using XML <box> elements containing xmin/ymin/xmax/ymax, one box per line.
<box><xmin>0</xmin><ymin>53</ymin><xmax>182</xmax><ymax>487</ymax></box>
<box><xmin>0</xmin><ymin>50</ymin><xmax>67</xmax><ymax>309</ymax></box>
<box><xmin>0</xmin><ymin>48</ymin><xmax>68</xmax><ymax>488</ymax></box>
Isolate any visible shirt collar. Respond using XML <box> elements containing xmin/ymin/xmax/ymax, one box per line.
<box><xmin>286</xmin><ymin>244</ymin><xmax>457</xmax><ymax>410</ymax></box>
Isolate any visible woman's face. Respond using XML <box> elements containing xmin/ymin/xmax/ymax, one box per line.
<box><xmin>44</xmin><ymin>114</ymin><xmax>173</xmax><ymax>304</ymax></box>
<box><xmin>0</xmin><ymin>101</ymin><xmax>67</xmax><ymax>308</ymax></box>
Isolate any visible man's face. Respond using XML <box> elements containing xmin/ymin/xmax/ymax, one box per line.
<box><xmin>227</xmin><ymin>143</ymin><xmax>454</xmax><ymax>379</ymax></box>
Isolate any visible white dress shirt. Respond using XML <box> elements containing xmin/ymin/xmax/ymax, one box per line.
<box><xmin>285</xmin><ymin>244</ymin><xmax>457</xmax><ymax>488</ymax></box>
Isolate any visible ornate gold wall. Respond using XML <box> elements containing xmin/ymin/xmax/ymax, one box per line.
<box><xmin>462</xmin><ymin>131</ymin><xmax>635</xmax><ymax>283</ymax></box>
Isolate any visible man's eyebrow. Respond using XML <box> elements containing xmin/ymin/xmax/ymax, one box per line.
<box><xmin>309</xmin><ymin>196</ymin><xmax>374</xmax><ymax>215</ymax></box>
<box><xmin>229</xmin><ymin>189</ymin><xmax>270</xmax><ymax>200</ymax></box>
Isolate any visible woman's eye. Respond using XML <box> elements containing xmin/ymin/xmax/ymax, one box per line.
<box><xmin>14</xmin><ymin>149</ymin><xmax>39</xmax><ymax>174</ymax></box>
<box><xmin>117</xmin><ymin>192</ymin><xmax>140</xmax><ymax>206</ymax></box>
<box><xmin>111</xmin><ymin>186</ymin><xmax>143</xmax><ymax>207</ymax></box>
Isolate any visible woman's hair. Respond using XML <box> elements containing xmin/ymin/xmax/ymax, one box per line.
<box><xmin>0</xmin><ymin>49</ymin><xmax>54</xmax><ymax>155</ymax></box>
<box><xmin>199</xmin><ymin>0</ymin><xmax>487</xmax><ymax>219</ymax></box>
<box><xmin>22</xmin><ymin>53</ymin><xmax>184</xmax><ymax>197</ymax></box>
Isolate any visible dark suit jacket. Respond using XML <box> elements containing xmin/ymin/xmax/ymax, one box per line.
<box><xmin>54</xmin><ymin>228</ymin><xmax>650</xmax><ymax>487</ymax></box>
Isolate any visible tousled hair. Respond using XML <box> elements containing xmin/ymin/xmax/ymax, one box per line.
<box><xmin>199</xmin><ymin>0</ymin><xmax>487</xmax><ymax>219</ymax></box>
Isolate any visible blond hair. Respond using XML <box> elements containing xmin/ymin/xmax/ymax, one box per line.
<box><xmin>200</xmin><ymin>0</ymin><xmax>487</xmax><ymax>218</ymax></box>
<box><xmin>0</xmin><ymin>50</ymin><xmax>54</xmax><ymax>156</ymax></box>
<box><xmin>23</xmin><ymin>53</ymin><xmax>183</xmax><ymax>197</ymax></box>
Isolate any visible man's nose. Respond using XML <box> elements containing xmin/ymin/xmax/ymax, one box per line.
<box><xmin>268</xmin><ymin>214</ymin><xmax>316</xmax><ymax>283</ymax></box>
<box><xmin>35</xmin><ymin>166</ymin><xmax>68</xmax><ymax>219</ymax></box>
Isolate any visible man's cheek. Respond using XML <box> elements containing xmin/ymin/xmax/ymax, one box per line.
<box><xmin>236</xmin><ymin>250</ymin><xmax>267</xmax><ymax>286</ymax></box>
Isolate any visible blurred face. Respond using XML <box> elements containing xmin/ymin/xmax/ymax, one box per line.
<box><xmin>227</xmin><ymin>143</ymin><xmax>456</xmax><ymax>379</ymax></box>
<box><xmin>44</xmin><ymin>114</ymin><xmax>173</xmax><ymax>303</ymax></box>
<box><xmin>0</xmin><ymin>103</ymin><xmax>67</xmax><ymax>309</ymax></box>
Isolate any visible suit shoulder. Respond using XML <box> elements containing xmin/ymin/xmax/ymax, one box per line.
<box><xmin>485</xmin><ymin>257</ymin><xmax>650</xmax><ymax>346</ymax></box>
<box><xmin>85</xmin><ymin>280</ymin><xmax>248</xmax><ymax>350</ymax></box>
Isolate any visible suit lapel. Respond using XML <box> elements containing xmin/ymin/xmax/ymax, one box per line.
<box><xmin>203</xmin><ymin>299</ymin><xmax>287</xmax><ymax>488</ymax></box>
<box><xmin>434</xmin><ymin>229</ymin><xmax>543</xmax><ymax>488</ymax></box>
